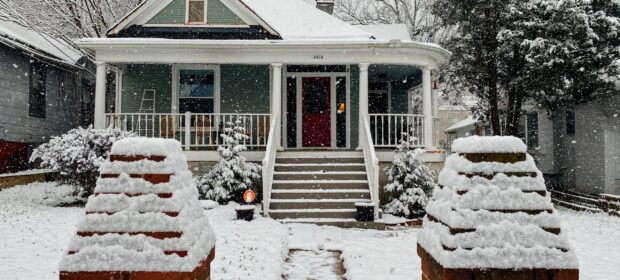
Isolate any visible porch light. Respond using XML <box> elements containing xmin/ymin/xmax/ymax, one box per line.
<box><xmin>433</xmin><ymin>81</ymin><xmax>439</xmax><ymax>90</ymax></box>
<box><xmin>338</xmin><ymin>102</ymin><xmax>345</xmax><ymax>114</ymax></box>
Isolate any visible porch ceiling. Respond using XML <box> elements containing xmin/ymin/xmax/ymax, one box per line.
<box><xmin>77</xmin><ymin>39</ymin><xmax>451</xmax><ymax>69</ymax></box>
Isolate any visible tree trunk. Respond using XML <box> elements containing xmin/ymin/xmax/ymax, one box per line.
<box><xmin>487</xmin><ymin>55</ymin><xmax>501</xmax><ymax>135</ymax></box>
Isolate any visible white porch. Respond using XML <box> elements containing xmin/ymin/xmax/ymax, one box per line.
<box><xmin>79</xmin><ymin>38</ymin><xmax>450</xmax><ymax>220</ymax></box>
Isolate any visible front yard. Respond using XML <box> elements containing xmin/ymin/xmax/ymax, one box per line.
<box><xmin>1</xmin><ymin>182</ymin><xmax>619</xmax><ymax>280</ymax></box>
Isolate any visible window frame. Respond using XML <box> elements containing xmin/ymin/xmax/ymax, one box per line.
<box><xmin>566</xmin><ymin>110</ymin><xmax>576</xmax><ymax>135</ymax></box>
<box><xmin>28</xmin><ymin>61</ymin><xmax>47</xmax><ymax>118</ymax></box>
<box><xmin>517</xmin><ymin>112</ymin><xmax>539</xmax><ymax>149</ymax></box>
<box><xmin>172</xmin><ymin>64</ymin><xmax>220</xmax><ymax>114</ymax></box>
<box><xmin>186</xmin><ymin>0</ymin><xmax>207</xmax><ymax>25</ymax></box>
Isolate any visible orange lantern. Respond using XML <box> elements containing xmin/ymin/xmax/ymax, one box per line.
<box><xmin>243</xmin><ymin>189</ymin><xmax>256</xmax><ymax>204</ymax></box>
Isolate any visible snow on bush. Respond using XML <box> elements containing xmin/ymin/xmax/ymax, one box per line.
<box><xmin>30</xmin><ymin>127</ymin><xmax>134</xmax><ymax>198</ymax></box>
<box><xmin>383</xmin><ymin>131</ymin><xmax>435</xmax><ymax>219</ymax></box>
<box><xmin>197</xmin><ymin>118</ymin><xmax>260</xmax><ymax>204</ymax></box>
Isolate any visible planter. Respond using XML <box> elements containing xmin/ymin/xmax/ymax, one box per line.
<box><xmin>355</xmin><ymin>202</ymin><xmax>375</xmax><ymax>222</ymax></box>
<box><xmin>235</xmin><ymin>205</ymin><xmax>256</xmax><ymax>221</ymax></box>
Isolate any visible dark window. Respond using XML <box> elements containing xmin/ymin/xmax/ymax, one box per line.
<box><xmin>566</xmin><ymin>110</ymin><xmax>575</xmax><ymax>135</ymax></box>
<box><xmin>29</xmin><ymin>62</ymin><xmax>47</xmax><ymax>118</ymax></box>
<box><xmin>286</xmin><ymin>77</ymin><xmax>297</xmax><ymax>148</ymax></box>
<box><xmin>369</xmin><ymin>82</ymin><xmax>389</xmax><ymax>114</ymax></box>
<box><xmin>179</xmin><ymin>70</ymin><xmax>215</xmax><ymax>113</ymax></box>
<box><xmin>336</xmin><ymin>77</ymin><xmax>347</xmax><ymax>148</ymax></box>
<box><xmin>526</xmin><ymin>113</ymin><xmax>539</xmax><ymax>148</ymax></box>
<box><xmin>303</xmin><ymin>80</ymin><xmax>328</xmax><ymax>114</ymax></box>
<box><xmin>516</xmin><ymin>113</ymin><xmax>539</xmax><ymax>148</ymax></box>
<box><xmin>81</xmin><ymin>79</ymin><xmax>95</xmax><ymax>127</ymax></box>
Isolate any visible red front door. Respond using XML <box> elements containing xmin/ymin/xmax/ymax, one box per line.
<box><xmin>302</xmin><ymin>77</ymin><xmax>331</xmax><ymax>147</ymax></box>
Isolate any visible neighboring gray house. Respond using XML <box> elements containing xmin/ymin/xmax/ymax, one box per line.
<box><xmin>0</xmin><ymin>19</ymin><xmax>94</xmax><ymax>173</ymax></box>
<box><xmin>445</xmin><ymin>97</ymin><xmax>619</xmax><ymax>195</ymax></box>
<box><xmin>544</xmin><ymin>95</ymin><xmax>620</xmax><ymax>195</ymax></box>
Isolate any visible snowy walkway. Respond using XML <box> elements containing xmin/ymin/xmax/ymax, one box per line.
<box><xmin>1</xmin><ymin>183</ymin><xmax>620</xmax><ymax>279</ymax></box>
<box><xmin>283</xmin><ymin>249</ymin><xmax>345</xmax><ymax>280</ymax></box>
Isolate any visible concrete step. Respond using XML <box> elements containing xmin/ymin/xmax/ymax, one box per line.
<box><xmin>273</xmin><ymin>171</ymin><xmax>367</xmax><ymax>181</ymax></box>
<box><xmin>270</xmin><ymin>199</ymin><xmax>371</xmax><ymax>210</ymax></box>
<box><xmin>278</xmin><ymin>218</ymin><xmax>386</xmax><ymax>230</ymax></box>
<box><xmin>271</xmin><ymin>189</ymin><xmax>370</xmax><ymax>200</ymax></box>
<box><xmin>272</xmin><ymin>180</ymin><xmax>369</xmax><ymax>190</ymax></box>
<box><xmin>275</xmin><ymin>164</ymin><xmax>366</xmax><ymax>172</ymax></box>
<box><xmin>269</xmin><ymin>208</ymin><xmax>357</xmax><ymax>219</ymax></box>
<box><xmin>276</xmin><ymin>157</ymin><xmax>365</xmax><ymax>164</ymax></box>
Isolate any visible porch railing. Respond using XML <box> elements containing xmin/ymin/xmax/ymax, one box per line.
<box><xmin>105</xmin><ymin>113</ymin><xmax>271</xmax><ymax>150</ymax></box>
<box><xmin>361</xmin><ymin>113</ymin><xmax>380</xmax><ymax>220</ymax></box>
<box><xmin>261</xmin><ymin>112</ymin><xmax>280</xmax><ymax>217</ymax></box>
<box><xmin>369</xmin><ymin>113</ymin><xmax>425</xmax><ymax>148</ymax></box>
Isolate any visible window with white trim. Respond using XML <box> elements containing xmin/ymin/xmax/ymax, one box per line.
<box><xmin>188</xmin><ymin>0</ymin><xmax>206</xmax><ymax>24</ymax></box>
<box><xmin>179</xmin><ymin>69</ymin><xmax>215</xmax><ymax>113</ymax></box>
<box><xmin>518</xmin><ymin>112</ymin><xmax>539</xmax><ymax>148</ymax></box>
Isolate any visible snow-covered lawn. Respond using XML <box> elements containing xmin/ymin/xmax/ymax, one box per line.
<box><xmin>1</xmin><ymin>182</ymin><xmax>619</xmax><ymax>279</ymax></box>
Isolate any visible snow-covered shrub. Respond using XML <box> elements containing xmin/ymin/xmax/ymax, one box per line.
<box><xmin>383</xmin><ymin>130</ymin><xmax>435</xmax><ymax>218</ymax></box>
<box><xmin>30</xmin><ymin>127</ymin><xmax>134</xmax><ymax>197</ymax></box>
<box><xmin>197</xmin><ymin>117</ymin><xmax>260</xmax><ymax>204</ymax></box>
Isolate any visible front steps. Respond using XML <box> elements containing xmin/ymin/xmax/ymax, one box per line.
<box><xmin>267</xmin><ymin>151</ymin><xmax>384</xmax><ymax>229</ymax></box>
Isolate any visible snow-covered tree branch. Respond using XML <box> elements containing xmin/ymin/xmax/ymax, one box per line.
<box><xmin>334</xmin><ymin>0</ymin><xmax>454</xmax><ymax>43</ymax></box>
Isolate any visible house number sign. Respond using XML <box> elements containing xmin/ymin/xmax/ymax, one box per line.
<box><xmin>313</xmin><ymin>54</ymin><xmax>324</xmax><ymax>60</ymax></box>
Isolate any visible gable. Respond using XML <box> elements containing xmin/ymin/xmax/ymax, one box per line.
<box><xmin>147</xmin><ymin>0</ymin><xmax>246</xmax><ymax>26</ymax></box>
<box><xmin>107</xmin><ymin>0</ymin><xmax>370</xmax><ymax>41</ymax></box>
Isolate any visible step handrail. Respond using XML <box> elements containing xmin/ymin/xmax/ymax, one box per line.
<box><xmin>261</xmin><ymin>112</ymin><xmax>280</xmax><ymax>217</ymax></box>
<box><xmin>361</xmin><ymin>113</ymin><xmax>380</xmax><ymax>220</ymax></box>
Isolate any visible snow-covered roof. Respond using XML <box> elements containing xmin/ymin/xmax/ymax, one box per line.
<box><xmin>445</xmin><ymin>116</ymin><xmax>477</xmax><ymax>132</ymax></box>
<box><xmin>107</xmin><ymin>0</ymin><xmax>371</xmax><ymax>40</ymax></box>
<box><xmin>240</xmin><ymin>0</ymin><xmax>372</xmax><ymax>40</ymax></box>
<box><xmin>0</xmin><ymin>19</ymin><xmax>83</xmax><ymax>65</ymax></box>
<box><xmin>357</xmin><ymin>24</ymin><xmax>411</xmax><ymax>41</ymax></box>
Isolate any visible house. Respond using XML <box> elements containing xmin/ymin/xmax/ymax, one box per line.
<box><xmin>0</xmin><ymin>19</ymin><xmax>93</xmax><ymax>174</ymax></box>
<box><xmin>443</xmin><ymin>95</ymin><xmax>620</xmax><ymax>196</ymax></box>
<box><xmin>541</xmin><ymin>94</ymin><xmax>620</xmax><ymax>196</ymax></box>
<box><xmin>76</xmin><ymin>0</ymin><xmax>451</xmax><ymax>224</ymax></box>
<box><xmin>444</xmin><ymin>116</ymin><xmax>481</xmax><ymax>151</ymax></box>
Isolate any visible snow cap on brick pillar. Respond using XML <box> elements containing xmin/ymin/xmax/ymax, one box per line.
<box><xmin>59</xmin><ymin>138</ymin><xmax>216</xmax><ymax>279</ymax></box>
<box><xmin>417</xmin><ymin>136</ymin><xmax>579</xmax><ymax>279</ymax></box>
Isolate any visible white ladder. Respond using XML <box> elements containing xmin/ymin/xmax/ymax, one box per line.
<box><xmin>137</xmin><ymin>90</ymin><xmax>156</xmax><ymax>136</ymax></box>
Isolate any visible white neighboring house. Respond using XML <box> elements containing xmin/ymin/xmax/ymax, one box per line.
<box><xmin>444</xmin><ymin>116</ymin><xmax>480</xmax><ymax>152</ymax></box>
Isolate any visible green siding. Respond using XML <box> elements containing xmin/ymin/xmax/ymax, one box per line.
<box><xmin>350</xmin><ymin>65</ymin><xmax>359</xmax><ymax>148</ymax></box>
<box><xmin>207</xmin><ymin>0</ymin><xmax>245</xmax><ymax>25</ymax></box>
<box><xmin>147</xmin><ymin>0</ymin><xmax>246</xmax><ymax>25</ymax></box>
<box><xmin>122</xmin><ymin>64</ymin><xmax>172</xmax><ymax>113</ymax></box>
<box><xmin>220</xmin><ymin>65</ymin><xmax>270</xmax><ymax>113</ymax></box>
<box><xmin>149</xmin><ymin>0</ymin><xmax>186</xmax><ymax>25</ymax></box>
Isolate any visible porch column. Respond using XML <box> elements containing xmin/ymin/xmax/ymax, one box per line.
<box><xmin>358</xmin><ymin>63</ymin><xmax>370</xmax><ymax>149</ymax></box>
<box><xmin>94</xmin><ymin>62</ymin><xmax>107</xmax><ymax>129</ymax></box>
<box><xmin>271</xmin><ymin>63</ymin><xmax>283</xmax><ymax>149</ymax></box>
<box><xmin>422</xmin><ymin>66</ymin><xmax>434</xmax><ymax>149</ymax></box>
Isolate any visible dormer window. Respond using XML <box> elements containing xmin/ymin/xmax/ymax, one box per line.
<box><xmin>188</xmin><ymin>0</ymin><xmax>206</xmax><ymax>24</ymax></box>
